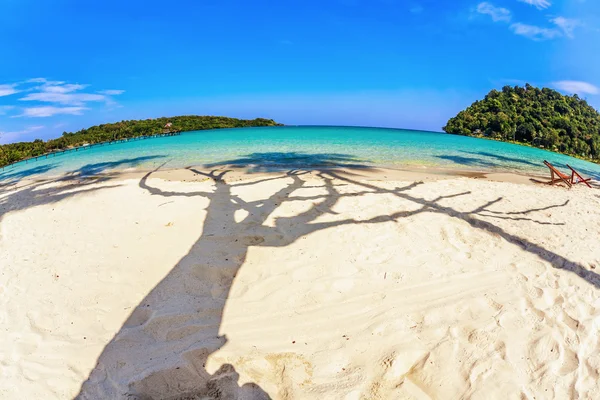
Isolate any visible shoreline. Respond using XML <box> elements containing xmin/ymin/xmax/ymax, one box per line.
<box><xmin>2</xmin><ymin>164</ymin><xmax>553</xmax><ymax>190</ymax></box>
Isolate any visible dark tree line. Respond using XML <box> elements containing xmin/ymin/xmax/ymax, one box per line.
<box><xmin>443</xmin><ymin>84</ymin><xmax>600</xmax><ymax>162</ymax></box>
<box><xmin>0</xmin><ymin>116</ymin><xmax>282</xmax><ymax>168</ymax></box>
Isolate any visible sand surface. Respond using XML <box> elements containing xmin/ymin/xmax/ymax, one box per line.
<box><xmin>1</xmin><ymin>167</ymin><xmax>599</xmax><ymax>399</ymax></box>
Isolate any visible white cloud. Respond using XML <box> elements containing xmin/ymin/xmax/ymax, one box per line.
<box><xmin>517</xmin><ymin>0</ymin><xmax>551</xmax><ymax>10</ymax></box>
<box><xmin>16</xmin><ymin>79</ymin><xmax>124</xmax><ymax>110</ymax></box>
<box><xmin>0</xmin><ymin>84</ymin><xmax>19</xmax><ymax>97</ymax></box>
<box><xmin>472</xmin><ymin>2</ymin><xmax>577</xmax><ymax>41</ymax></box>
<box><xmin>477</xmin><ymin>2</ymin><xmax>512</xmax><ymax>22</ymax></box>
<box><xmin>551</xmin><ymin>17</ymin><xmax>580</xmax><ymax>38</ymax></box>
<box><xmin>98</xmin><ymin>89</ymin><xmax>125</xmax><ymax>95</ymax></box>
<box><xmin>509</xmin><ymin>17</ymin><xmax>580</xmax><ymax>40</ymax></box>
<box><xmin>0</xmin><ymin>125</ymin><xmax>45</xmax><ymax>144</ymax></box>
<box><xmin>41</xmin><ymin>83</ymin><xmax>88</xmax><ymax>94</ymax></box>
<box><xmin>510</xmin><ymin>22</ymin><xmax>561</xmax><ymax>40</ymax></box>
<box><xmin>0</xmin><ymin>78</ymin><xmax>124</xmax><ymax>120</ymax></box>
<box><xmin>26</xmin><ymin>78</ymin><xmax>67</xmax><ymax>88</ymax></box>
<box><xmin>1</xmin><ymin>125</ymin><xmax>45</xmax><ymax>135</ymax></box>
<box><xmin>20</xmin><ymin>91</ymin><xmax>107</xmax><ymax>106</ymax></box>
<box><xmin>17</xmin><ymin>106</ymin><xmax>88</xmax><ymax>118</ymax></box>
<box><xmin>552</xmin><ymin>80</ymin><xmax>599</xmax><ymax>95</ymax></box>
<box><xmin>25</xmin><ymin>78</ymin><xmax>50</xmax><ymax>83</ymax></box>
<box><xmin>0</xmin><ymin>105</ymin><xmax>15</xmax><ymax>115</ymax></box>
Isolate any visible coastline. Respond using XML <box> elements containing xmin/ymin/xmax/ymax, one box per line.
<box><xmin>4</xmin><ymin>126</ymin><xmax>600</xmax><ymax>188</ymax></box>
<box><xmin>2</xmin><ymin>163</ymin><xmax>552</xmax><ymax>191</ymax></box>
<box><xmin>444</xmin><ymin>132</ymin><xmax>600</xmax><ymax>166</ymax></box>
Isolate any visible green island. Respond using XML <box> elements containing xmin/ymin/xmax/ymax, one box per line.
<box><xmin>0</xmin><ymin>116</ymin><xmax>281</xmax><ymax>168</ymax></box>
<box><xmin>443</xmin><ymin>84</ymin><xmax>600</xmax><ymax>163</ymax></box>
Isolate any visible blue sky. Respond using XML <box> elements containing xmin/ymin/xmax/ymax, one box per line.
<box><xmin>1</xmin><ymin>0</ymin><xmax>599</xmax><ymax>143</ymax></box>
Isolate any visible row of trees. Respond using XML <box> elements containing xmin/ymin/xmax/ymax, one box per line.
<box><xmin>0</xmin><ymin>116</ymin><xmax>282</xmax><ymax>167</ymax></box>
<box><xmin>443</xmin><ymin>84</ymin><xmax>600</xmax><ymax>162</ymax></box>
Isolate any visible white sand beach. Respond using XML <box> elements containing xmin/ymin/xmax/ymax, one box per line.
<box><xmin>1</xmin><ymin>167</ymin><xmax>599</xmax><ymax>399</ymax></box>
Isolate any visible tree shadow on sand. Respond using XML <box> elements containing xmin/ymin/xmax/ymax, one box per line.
<box><xmin>0</xmin><ymin>164</ymin><xmax>58</xmax><ymax>189</ymax></box>
<box><xmin>0</xmin><ymin>156</ymin><xmax>169</xmax><ymax>238</ymax></box>
<box><xmin>68</xmin><ymin>155</ymin><xmax>166</xmax><ymax>177</ymax></box>
<box><xmin>0</xmin><ymin>176</ymin><xmax>119</xmax><ymax>226</ymax></box>
<box><xmin>76</xmin><ymin>152</ymin><xmax>599</xmax><ymax>399</ymax></box>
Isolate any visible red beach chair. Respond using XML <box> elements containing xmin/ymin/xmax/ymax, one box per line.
<box><xmin>543</xmin><ymin>160</ymin><xmax>571</xmax><ymax>188</ymax></box>
<box><xmin>566</xmin><ymin>164</ymin><xmax>592</xmax><ymax>188</ymax></box>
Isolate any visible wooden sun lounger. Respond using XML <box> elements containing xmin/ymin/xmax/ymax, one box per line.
<box><xmin>543</xmin><ymin>160</ymin><xmax>571</xmax><ymax>188</ymax></box>
<box><xmin>566</xmin><ymin>164</ymin><xmax>592</xmax><ymax>188</ymax></box>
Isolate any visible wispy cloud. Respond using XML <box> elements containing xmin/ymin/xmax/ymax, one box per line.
<box><xmin>473</xmin><ymin>2</ymin><xmax>578</xmax><ymax>40</ymax></box>
<box><xmin>25</xmin><ymin>77</ymin><xmax>49</xmax><ymax>83</ymax></box>
<box><xmin>0</xmin><ymin>84</ymin><xmax>19</xmax><ymax>97</ymax></box>
<box><xmin>0</xmin><ymin>78</ymin><xmax>125</xmax><ymax>119</ymax></box>
<box><xmin>552</xmin><ymin>80</ymin><xmax>599</xmax><ymax>95</ymax></box>
<box><xmin>20</xmin><ymin>91</ymin><xmax>107</xmax><ymax>106</ymax></box>
<box><xmin>510</xmin><ymin>17</ymin><xmax>580</xmax><ymax>40</ymax></box>
<box><xmin>0</xmin><ymin>105</ymin><xmax>15</xmax><ymax>115</ymax></box>
<box><xmin>1</xmin><ymin>78</ymin><xmax>124</xmax><ymax>144</ymax></box>
<box><xmin>477</xmin><ymin>2</ymin><xmax>511</xmax><ymax>22</ymax></box>
<box><xmin>16</xmin><ymin>106</ymin><xmax>89</xmax><ymax>118</ymax></box>
<box><xmin>98</xmin><ymin>89</ymin><xmax>125</xmax><ymax>95</ymax></box>
<box><xmin>0</xmin><ymin>125</ymin><xmax>45</xmax><ymax>144</ymax></box>
<box><xmin>517</xmin><ymin>0</ymin><xmax>551</xmax><ymax>10</ymax></box>
<box><xmin>551</xmin><ymin>17</ymin><xmax>580</xmax><ymax>38</ymax></box>
<box><xmin>39</xmin><ymin>83</ymin><xmax>88</xmax><ymax>94</ymax></box>
<box><xmin>0</xmin><ymin>125</ymin><xmax>45</xmax><ymax>135</ymax></box>
<box><xmin>19</xmin><ymin>80</ymin><xmax>120</xmax><ymax>106</ymax></box>
<box><xmin>510</xmin><ymin>22</ymin><xmax>561</xmax><ymax>40</ymax></box>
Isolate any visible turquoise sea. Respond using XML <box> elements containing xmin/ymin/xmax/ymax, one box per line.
<box><xmin>2</xmin><ymin>126</ymin><xmax>600</xmax><ymax>182</ymax></box>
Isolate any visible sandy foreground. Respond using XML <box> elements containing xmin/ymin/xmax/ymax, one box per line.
<box><xmin>0</xmin><ymin>167</ymin><xmax>599</xmax><ymax>399</ymax></box>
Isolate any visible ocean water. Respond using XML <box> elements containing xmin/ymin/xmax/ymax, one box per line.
<box><xmin>2</xmin><ymin>126</ymin><xmax>600</xmax><ymax>182</ymax></box>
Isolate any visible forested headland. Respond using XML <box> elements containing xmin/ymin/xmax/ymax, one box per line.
<box><xmin>443</xmin><ymin>84</ymin><xmax>600</xmax><ymax>162</ymax></box>
<box><xmin>0</xmin><ymin>116</ymin><xmax>281</xmax><ymax>168</ymax></box>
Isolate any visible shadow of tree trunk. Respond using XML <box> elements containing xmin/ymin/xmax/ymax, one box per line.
<box><xmin>77</xmin><ymin>166</ymin><xmax>404</xmax><ymax>399</ymax></box>
<box><xmin>75</xmin><ymin>156</ymin><xmax>597</xmax><ymax>399</ymax></box>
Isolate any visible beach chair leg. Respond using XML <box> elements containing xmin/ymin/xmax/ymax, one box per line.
<box><xmin>570</xmin><ymin>171</ymin><xmax>593</xmax><ymax>188</ymax></box>
<box><xmin>548</xmin><ymin>175</ymin><xmax>571</xmax><ymax>188</ymax></box>
<box><xmin>548</xmin><ymin>171</ymin><xmax>556</xmax><ymax>185</ymax></box>
<box><xmin>544</xmin><ymin>162</ymin><xmax>571</xmax><ymax>188</ymax></box>
<box><xmin>567</xmin><ymin>165</ymin><xmax>593</xmax><ymax>188</ymax></box>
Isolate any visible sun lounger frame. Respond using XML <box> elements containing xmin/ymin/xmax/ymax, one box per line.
<box><xmin>566</xmin><ymin>164</ymin><xmax>592</xmax><ymax>188</ymax></box>
<box><xmin>543</xmin><ymin>160</ymin><xmax>572</xmax><ymax>188</ymax></box>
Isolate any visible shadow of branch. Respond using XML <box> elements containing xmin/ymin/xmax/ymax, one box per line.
<box><xmin>76</xmin><ymin>152</ymin><xmax>596</xmax><ymax>399</ymax></box>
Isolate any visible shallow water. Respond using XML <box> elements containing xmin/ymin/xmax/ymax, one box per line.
<box><xmin>2</xmin><ymin>126</ymin><xmax>600</xmax><ymax>181</ymax></box>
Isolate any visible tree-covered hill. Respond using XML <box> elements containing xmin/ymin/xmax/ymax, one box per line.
<box><xmin>0</xmin><ymin>116</ymin><xmax>282</xmax><ymax>167</ymax></box>
<box><xmin>443</xmin><ymin>84</ymin><xmax>600</xmax><ymax>162</ymax></box>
